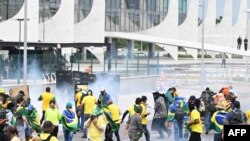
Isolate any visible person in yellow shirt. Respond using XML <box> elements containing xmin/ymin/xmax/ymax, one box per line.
<box><xmin>246</xmin><ymin>110</ymin><xmax>250</xmax><ymax>125</ymax></box>
<box><xmin>80</xmin><ymin>89</ymin><xmax>97</xmax><ymax>138</ymax></box>
<box><xmin>45</xmin><ymin>100</ymin><xmax>61</xmax><ymax>137</ymax></box>
<box><xmin>85</xmin><ymin>112</ymin><xmax>106</xmax><ymax>141</ymax></box>
<box><xmin>141</xmin><ymin>96</ymin><xmax>150</xmax><ymax>141</ymax></box>
<box><xmin>39</xmin><ymin>121</ymin><xmax>58</xmax><ymax>141</ymax></box>
<box><xmin>186</xmin><ymin>99</ymin><xmax>203</xmax><ymax>141</ymax></box>
<box><xmin>75</xmin><ymin>84</ymin><xmax>89</xmax><ymax>131</ymax></box>
<box><xmin>121</xmin><ymin>97</ymin><xmax>141</xmax><ymax>123</ymax></box>
<box><xmin>108</xmin><ymin>100</ymin><xmax>121</xmax><ymax>141</ymax></box>
<box><xmin>38</xmin><ymin>87</ymin><xmax>57</xmax><ymax>125</ymax></box>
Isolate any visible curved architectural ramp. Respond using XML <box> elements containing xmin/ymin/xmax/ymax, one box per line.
<box><xmin>86</xmin><ymin>47</ymin><xmax>105</xmax><ymax>66</ymax></box>
<box><xmin>105</xmin><ymin>32</ymin><xmax>250</xmax><ymax>57</ymax></box>
<box><xmin>39</xmin><ymin>0</ymin><xmax>74</xmax><ymax>42</ymax></box>
<box><xmin>216</xmin><ymin>0</ymin><xmax>233</xmax><ymax>46</ymax></box>
<box><xmin>75</xmin><ymin>0</ymin><xmax>105</xmax><ymax>43</ymax></box>
<box><xmin>199</xmin><ymin>0</ymin><xmax>216</xmax><ymax>44</ymax></box>
<box><xmin>138</xmin><ymin>0</ymin><xmax>179</xmax><ymax>39</ymax></box>
<box><xmin>156</xmin><ymin>44</ymin><xmax>178</xmax><ymax>61</ymax></box>
<box><xmin>179</xmin><ymin>0</ymin><xmax>198</xmax><ymax>60</ymax></box>
<box><xmin>0</xmin><ymin>0</ymin><xmax>38</xmax><ymax>42</ymax></box>
<box><xmin>179</xmin><ymin>0</ymin><xmax>198</xmax><ymax>41</ymax></box>
<box><xmin>233</xmin><ymin>0</ymin><xmax>247</xmax><ymax>48</ymax></box>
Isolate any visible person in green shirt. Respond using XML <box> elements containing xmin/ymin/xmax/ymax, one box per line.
<box><xmin>45</xmin><ymin>100</ymin><xmax>61</xmax><ymax>137</ymax></box>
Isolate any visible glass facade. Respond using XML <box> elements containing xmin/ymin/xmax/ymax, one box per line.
<box><xmin>74</xmin><ymin>0</ymin><xmax>93</xmax><ymax>23</ymax></box>
<box><xmin>39</xmin><ymin>0</ymin><xmax>61</xmax><ymax>23</ymax></box>
<box><xmin>105</xmin><ymin>0</ymin><xmax>169</xmax><ymax>32</ymax></box>
<box><xmin>178</xmin><ymin>0</ymin><xmax>187</xmax><ymax>25</ymax></box>
<box><xmin>0</xmin><ymin>0</ymin><xmax>24</xmax><ymax>22</ymax></box>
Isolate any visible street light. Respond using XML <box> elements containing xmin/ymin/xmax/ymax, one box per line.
<box><xmin>201</xmin><ymin>0</ymin><xmax>205</xmax><ymax>91</ymax></box>
<box><xmin>16</xmin><ymin>18</ymin><xmax>25</xmax><ymax>85</ymax></box>
<box><xmin>245</xmin><ymin>9</ymin><xmax>250</xmax><ymax>81</ymax></box>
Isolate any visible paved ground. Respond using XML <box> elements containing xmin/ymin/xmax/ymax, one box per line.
<box><xmin>54</xmin><ymin>82</ymin><xmax>250</xmax><ymax>141</ymax></box>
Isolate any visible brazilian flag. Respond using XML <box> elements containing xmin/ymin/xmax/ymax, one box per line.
<box><xmin>92</xmin><ymin>105</ymin><xmax>118</xmax><ymax>132</ymax></box>
<box><xmin>26</xmin><ymin>108</ymin><xmax>41</xmax><ymax>133</ymax></box>
<box><xmin>61</xmin><ymin>110</ymin><xmax>78</xmax><ymax>133</ymax></box>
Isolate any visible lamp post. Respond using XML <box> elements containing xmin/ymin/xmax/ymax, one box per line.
<box><xmin>23</xmin><ymin>0</ymin><xmax>28</xmax><ymax>85</ymax></box>
<box><xmin>201</xmin><ymin>0</ymin><xmax>205</xmax><ymax>91</ymax></box>
<box><xmin>245</xmin><ymin>9</ymin><xmax>250</xmax><ymax>81</ymax></box>
<box><xmin>17</xmin><ymin>18</ymin><xmax>25</xmax><ymax>85</ymax></box>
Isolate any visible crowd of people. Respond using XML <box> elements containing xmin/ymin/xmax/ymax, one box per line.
<box><xmin>0</xmin><ymin>84</ymin><xmax>250</xmax><ymax>141</ymax></box>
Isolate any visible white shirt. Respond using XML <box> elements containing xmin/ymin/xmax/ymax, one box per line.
<box><xmin>11</xmin><ymin>136</ymin><xmax>21</xmax><ymax>141</ymax></box>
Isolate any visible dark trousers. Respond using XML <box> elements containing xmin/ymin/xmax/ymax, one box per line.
<box><xmin>83</xmin><ymin>114</ymin><xmax>90</xmax><ymax>136</ymax></box>
<box><xmin>142</xmin><ymin>124</ymin><xmax>150</xmax><ymax>141</ymax></box>
<box><xmin>155</xmin><ymin>118</ymin><xmax>169</xmax><ymax>137</ymax></box>
<box><xmin>40</xmin><ymin>111</ymin><xmax>45</xmax><ymax>124</ymax></box>
<box><xmin>113</xmin><ymin>124</ymin><xmax>121</xmax><ymax>141</ymax></box>
<box><xmin>214</xmin><ymin>133</ymin><xmax>223</xmax><ymax>141</ymax></box>
<box><xmin>237</xmin><ymin>44</ymin><xmax>241</xmax><ymax>50</ymax></box>
<box><xmin>245</xmin><ymin>44</ymin><xmax>248</xmax><ymax>51</ymax></box>
<box><xmin>52</xmin><ymin>125</ymin><xmax>59</xmax><ymax>137</ymax></box>
<box><xmin>189</xmin><ymin>132</ymin><xmax>201</xmax><ymax>141</ymax></box>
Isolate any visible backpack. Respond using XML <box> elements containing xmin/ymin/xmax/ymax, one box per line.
<box><xmin>175</xmin><ymin>106</ymin><xmax>185</xmax><ymax>121</ymax></box>
<box><xmin>229</xmin><ymin>110</ymin><xmax>244</xmax><ymax>125</ymax></box>
<box><xmin>206</xmin><ymin>95</ymin><xmax>216</xmax><ymax>112</ymax></box>
<box><xmin>38</xmin><ymin>134</ymin><xmax>53</xmax><ymax>141</ymax></box>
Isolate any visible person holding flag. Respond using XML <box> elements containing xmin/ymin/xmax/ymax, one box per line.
<box><xmin>61</xmin><ymin>102</ymin><xmax>78</xmax><ymax>141</ymax></box>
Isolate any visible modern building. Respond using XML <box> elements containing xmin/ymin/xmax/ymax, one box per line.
<box><xmin>0</xmin><ymin>0</ymin><xmax>249</xmax><ymax>62</ymax></box>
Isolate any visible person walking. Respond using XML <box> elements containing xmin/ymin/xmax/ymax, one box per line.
<box><xmin>186</xmin><ymin>99</ymin><xmax>203</xmax><ymax>141</ymax></box>
<box><xmin>221</xmin><ymin>53</ymin><xmax>226</xmax><ymax>68</ymax></box>
<box><xmin>151</xmin><ymin>91</ymin><xmax>171</xmax><ymax>139</ymax></box>
<box><xmin>61</xmin><ymin>102</ymin><xmax>78</xmax><ymax>141</ymax></box>
<box><xmin>38</xmin><ymin>87</ymin><xmax>57</xmax><ymax>125</ymax></box>
<box><xmin>45</xmin><ymin>100</ymin><xmax>61</xmax><ymax>137</ymax></box>
<box><xmin>107</xmin><ymin>100</ymin><xmax>121</xmax><ymax>141</ymax></box>
<box><xmin>127</xmin><ymin>105</ymin><xmax>145</xmax><ymax>141</ymax></box>
<box><xmin>85</xmin><ymin>111</ymin><xmax>106</xmax><ymax>141</ymax></box>
<box><xmin>168</xmin><ymin>96</ymin><xmax>187</xmax><ymax>141</ymax></box>
<box><xmin>237</xmin><ymin>36</ymin><xmax>242</xmax><ymax>50</ymax></box>
<box><xmin>244</xmin><ymin>37</ymin><xmax>248</xmax><ymax>51</ymax></box>
<box><xmin>80</xmin><ymin>89</ymin><xmax>97</xmax><ymax>138</ymax></box>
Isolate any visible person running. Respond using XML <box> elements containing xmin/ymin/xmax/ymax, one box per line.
<box><xmin>39</xmin><ymin>121</ymin><xmax>58</xmax><ymax>141</ymax></box>
<box><xmin>75</xmin><ymin>84</ymin><xmax>88</xmax><ymax>131</ymax></box>
<box><xmin>140</xmin><ymin>96</ymin><xmax>150</xmax><ymax>141</ymax></box>
<box><xmin>107</xmin><ymin>100</ymin><xmax>121</xmax><ymax>141</ymax></box>
<box><xmin>45</xmin><ymin>100</ymin><xmax>61</xmax><ymax>137</ymax></box>
<box><xmin>127</xmin><ymin>105</ymin><xmax>145</xmax><ymax>141</ymax></box>
<box><xmin>80</xmin><ymin>89</ymin><xmax>97</xmax><ymax>138</ymax></box>
<box><xmin>38</xmin><ymin>87</ymin><xmax>57</xmax><ymax>125</ymax></box>
<box><xmin>152</xmin><ymin>91</ymin><xmax>171</xmax><ymax>139</ymax></box>
<box><xmin>186</xmin><ymin>99</ymin><xmax>203</xmax><ymax>141</ymax></box>
<box><xmin>7</xmin><ymin>126</ymin><xmax>21</xmax><ymax>141</ymax></box>
<box><xmin>121</xmin><ymin>98</ymin><xmax>141</xmax><ymax>124</ymax></box>
<box><xmin>84</xmin><ymin>111</ymin><xmax>106</xmax><ymax>141</ymax></box>
<box><xmin>168</xmin><ymin>96</ymin><xmax>187</xmax><ymax>141</ymax></box>
<box><xmin>61</xmin><ymin>102</ymin><xmax>78</xmax><ymax>141</ymax></box>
